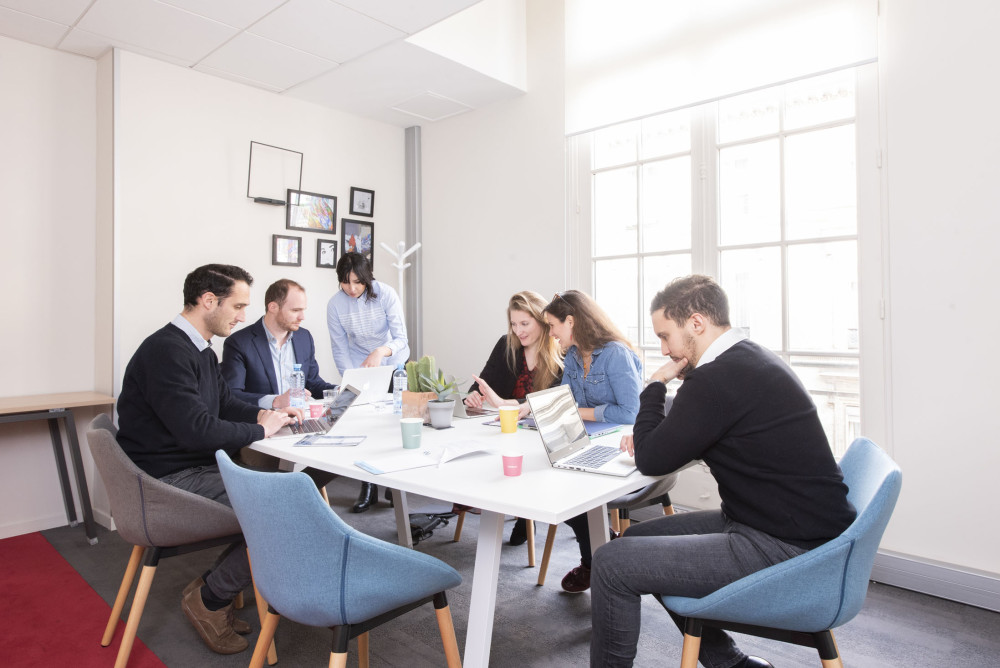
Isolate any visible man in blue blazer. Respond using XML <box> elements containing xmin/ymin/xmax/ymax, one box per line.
<box><xmin>222</xmin><ymin>278</ymin><xmax>338</xmax><ymax>408</ymax></box>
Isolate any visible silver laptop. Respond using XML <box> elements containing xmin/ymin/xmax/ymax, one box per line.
<box><xmin>525</xmin><ymin>385</ymin><xmax>637</xmax><ymax>477</ymax></box>
<box><xmin>276</xmin><ymin>384</ymin><xmax>361</xmax><ymax>436</ymax></box>
<box><xmin>339</xmin><ymin>366</ymin><xmax>395</xmax><ymax>405</ymax></box>
<box><xmin>453</xmin><ymin>399</ymin><xmax>499</xmax><ymax>419</ymax></box>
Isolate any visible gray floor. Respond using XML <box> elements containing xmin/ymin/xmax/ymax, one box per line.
<box><xmin>46</xmin><ymin>477</ymin><xmax>1000</xmax><ymax>667</ymax></box>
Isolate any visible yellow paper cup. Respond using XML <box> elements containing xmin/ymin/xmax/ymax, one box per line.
<box><xmin>499</xmin><ymin>406</ymin><xmax>519</xmax><ymax>434</ymax></box>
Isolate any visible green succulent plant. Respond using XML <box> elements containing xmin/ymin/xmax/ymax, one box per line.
<box><xmin>405</xmin><ymin>355</ymin><xmax>461</xmax><ymax>401</ymax></box>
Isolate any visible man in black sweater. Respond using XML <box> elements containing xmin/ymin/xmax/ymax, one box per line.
<box><xmin>589</xmin><ymin>275</ymin><xmax>856</xmax><ymax>668</ymax></box>
<box><xmin>117</xmin><ymin>264</ymin><xmax>297</xmax><ymax>656</ymax></box>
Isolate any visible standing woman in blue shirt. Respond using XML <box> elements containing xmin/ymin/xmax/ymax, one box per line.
<box><xmin>327</xmin><ymin>252</ymin><xmax>410</xmax><ymax>512</ymax></box>
<box><xmin>542</xmin><ymin>290</ymin><xmax>642</xmax><ymax>592</ymax></box>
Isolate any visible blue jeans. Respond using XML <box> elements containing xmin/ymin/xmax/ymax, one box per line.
<box><xmin>590</xmin><ymin>510</ymin><xmax>806</xmax><ymax>668</ymax></box>
<box><xmin>158</xmin><ymin>464</ymin><xmax>250</xmax><ymax>603</ymax></box>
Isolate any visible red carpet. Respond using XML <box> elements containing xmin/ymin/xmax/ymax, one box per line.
<box><xmin>0</xmin><ymin>532</ymin><xmax>166</xmax><ymax>667</ymax></box>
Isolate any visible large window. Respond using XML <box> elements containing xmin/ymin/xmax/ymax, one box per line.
<box><xmin>578</xmin><ymin>68</ymin><xmax>874</xmax><ymax>456</ymax></box>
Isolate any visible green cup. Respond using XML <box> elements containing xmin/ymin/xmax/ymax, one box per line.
<box><xmin>400</xmin><ymin>417</ymin><xmax>423</xmax><ymax>449</ymax></box>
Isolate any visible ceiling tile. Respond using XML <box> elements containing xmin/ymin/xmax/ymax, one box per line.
<box><xmin>77</xmin><ymin>0</ymin><xmax>238</xmax><ymax>62</ymax></box>
<box><xmin>158</xmin><ymin>0</ymin><xmax>287</xmax><ymax>30</ymax></box>
<box><xmin>0</xmin><ymin>6</ymin><xmax>68</xmax><ymax>48</ymax></box>
<box><xmin>198</xmin><ymin>32</ymin><xmax>337</xmax><ymax>91</ymax></box>
<box><xmin>335</xmin><ymin>0</ymin><xmax>481</xmax><ymax>35</ymax></box>
<box><xmin>59</xmin><ymin>27</ymin><xmax>195</xmax><ymax>66</ymax></box>
<box><xmin>391</xmin><ymin>92</ymin><xmax>472</xmax><ymax>122</ymax></box>
<box><xmin>0</xmin><ymin>0</ymin><xmax>91</xmax><ymax>26</ymax></box>
<box><xmin>194</xmin><ymin>63</ymin><xmax>285</xmax><ymax>92</ymax></box>
<box><xmin>249</xmin><ymin>0</ymin><xmax>403</xmax><ymax>64</ymax></box>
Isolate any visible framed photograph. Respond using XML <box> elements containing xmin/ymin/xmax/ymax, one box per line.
<box><xmin>316</xmin><ymin>238</ymin><xmax>338</xmax><ymax>268</ymax></box>
<box><xmin>341</xmin><ymin>219</ymin><xmax>374</xmax><ymax>267</ymax></box>
<box><xmin>285</xmin><ymin>189</ymin><xmax>337</xmax><ymax>234</ymax></box>
<box><xmin>349</xmin><ymin>187</ymin><xmax>375</xmax><ymax>217</ymax></box>
<box><xmin>272</xmin><ymin>234</ymin><xmax>302</xmax><ymax>267</ymax></box>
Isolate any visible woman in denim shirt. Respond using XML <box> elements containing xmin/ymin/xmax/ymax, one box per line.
<box><xmin>542</xmin><ymin>290</ymin><xmax>642</xmax><ymax>593</ymax></box>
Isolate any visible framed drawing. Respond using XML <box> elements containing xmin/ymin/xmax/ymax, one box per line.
<box><xmin>286</xmin><ymin>189</ymin><xmax>337</xmax><ymax>234</ymax></box>
<box><xmin>317</xmin><ymin>238</ymin><xmax>338</xmax><ymax>268</ymax></box>
<box><xmin>349</xmin><ymin>187</ymin><xmax>375</xmax><ymax>217</ymax></box>
<box><xmin>272</xmin><ymin>234</ymin><xmax>302</xmax><ymax>267</ymax></box>
<box><xmin>341</xmin><ymin>219</ymin><xmax>374</xmax><ymax>267</ymax></box>
<box><xmin>247</xmin><ymin>141</ymin><xmax>302</xmax><ymax>205</ymax></box>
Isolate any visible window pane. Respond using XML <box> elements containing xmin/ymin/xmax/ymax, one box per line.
<box><xmin>720</xmin><ymin>247</ymin><xmax>782</xmax><ymax>350</ymax></box>
<box><xmin>593</xmin><ymin>121</ymin><xmax>638</xmax><ymax>168</ymax></box>
<box><xmin>785</xmin><ymin>125</ymin><xmax>857</xmax><ymax>240</ymax></box>
<box><xmin>595</xmin><ymin>258</ymin><xmax>639</xmax><ymax>344</ymax></box>
<box><xmin>783</xmin><ymin>70</ymin><xmax>856</xmax><ymax>131</ymax></box>
<box><xmin>717</xmin><ymin>87</ymin><xmax>779</xmax><ymax>143</ymax></box>
<box><xmin>641</xmin><ymin>109</ymin><xmax>690</xmax><ymax>158</ymax></box>
<box><xmin>789</xmin><ymin>355</ymin><xmax>859</xmax><ymax>458</ymax></box>
<box><xmin>787</xmin><ymin>241</ymin><xmax>858</xmax><ymax>352</ymax></box>
<box><xmin>719</xmin><ymin>140</ymin><xmax>780</xmax><ymax>245</ymax></box>
<box><xmin>641</xmin><ymin>157</ymin><xmax>691</xmax><ymax>252</ymax></box>
<box><xmin>641</xmin><ymin>254</ymin><xmax>692</xmax><ymax>346</ymax></box>
<box><xmin>593</xmin><ymin>167</ymin><xmax>637</xmax><ymax>257</ymax></box>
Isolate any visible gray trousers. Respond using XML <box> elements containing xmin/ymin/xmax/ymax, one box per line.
<box><xmin>158</xmin><ymin>464</ymin><xmax>250</xmax><ymax>603</ymax></box>
<box><xmin>590</xmin><ymin>510</ymin><xmax>806</xmax><ymax>668</ymax></box>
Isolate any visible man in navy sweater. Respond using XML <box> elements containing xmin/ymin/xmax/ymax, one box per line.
<box><xmin>117</xmin><ymin>264</ymin><xmax>298</xmax><ymax>656</ymax></box>
<box><xmin>589</xmin><ymin>275</ymin><xmax>856</xmax><ymax>668</ymax></box>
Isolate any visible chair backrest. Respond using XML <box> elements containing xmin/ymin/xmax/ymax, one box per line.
<box><xmin>216</xmin><ymin>451</ymin><xmax>461</xmax><ymax>628</ymax></box>
<box><xmin>829</xmin><ymin>436</ymin><xmax>902</xmax><ymax>626</ymax></box>
<box><xmin>91</xmin><ymin>412</ymin><xmax>118</xmax><ymax>437</ymax></box>
<box><xmin>85</xmin><ymin>416</ymin><xmax>240</xmax><ymax>548</ymax></box>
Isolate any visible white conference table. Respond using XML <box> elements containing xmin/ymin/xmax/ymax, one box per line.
<box><xmin>250</xmin><ymin>402</ymin><xmax>662</xmax><ymax>668</ymax></box>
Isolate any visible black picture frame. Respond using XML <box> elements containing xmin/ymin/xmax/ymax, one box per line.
<box><xmin>341</xmin><ymin>218</ymin><xmax>374</xmax><ymax>268</ymax></box>
<box><xmin>349</xmin><ymin>187</ymin><xmax>375</xmax><ymax>217</ymax></box>
<box><xmin>317</xmin><ymin>238</ymin><xmax>338</xmax><ymax>268</ymax></box>
<box><xmin>272</xmin><ymin>234</ymin><xmax>302</xmax><ymax>267</ymax></box>
<box><xmin>285</xmin><ymin>189</ymin><xmax>337</xmax><ymax>234</ymax></box>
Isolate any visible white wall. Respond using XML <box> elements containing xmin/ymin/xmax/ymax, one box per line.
<box><xmin>114</xmin><ymin>52</ymin><xmax>406</xmax><ymax>389</ymax></box>
<box><xmin>0</xmin><ymin>36</ymin><xmax>101</xmax><ymax>538</ymax></box>
<box><xmin>421</xmin><ymin>0</ymin><xmax>565</xmax><ymax>381</ymax></box>
<box><xmin>876</xmin><ymin>0</ymin><xmax>1000</xmax><ymax>574</ymax></box>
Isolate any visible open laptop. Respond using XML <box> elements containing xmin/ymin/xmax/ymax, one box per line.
<box><xmin>276</xmin><ymin>384</ymin><xmax>361</xmax><ymax>436</ymax></box>
<box><xmin>453</xmin><ymin>399</ymin><xmax>499</xmax><ymax>419</ymax></box>
<box><xmin>339</xmin><ymin>366</ymin><xmax>395</xmax><ymax>405</ymax></box>
<box><xmin>525</xmin><ymin>385</ymin><xmax>637</xmax><ymax>477</ymax></box>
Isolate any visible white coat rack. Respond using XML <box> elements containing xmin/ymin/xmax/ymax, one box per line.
<box><xmin>379</xmin><ymin>240</ymin><xmax>421</xmax><ymax>303</ymax></box>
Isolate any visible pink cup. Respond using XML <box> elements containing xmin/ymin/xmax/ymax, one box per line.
<box><xmin>309</xmin><ymin>402</ymin><xmax>324</xmax><ymax>418</ymax></box>
<box><xmin>502</xmin><ymin>453</ymin><xmax>523</xmax><ymax>477</ymax></box>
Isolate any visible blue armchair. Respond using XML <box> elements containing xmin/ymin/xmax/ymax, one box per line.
<box><xmin>215</xmin><ymin>451</ymin><xmax>463</xmax><ymax>668</ymax></box>
<box><xmin>658</xmin><ymin>437</ymin><xmax>902</xmax><ymax>668</ymax></box>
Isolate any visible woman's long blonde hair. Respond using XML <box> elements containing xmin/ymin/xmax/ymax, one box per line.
<box><xmin>506</xmin><ymin>291</ymin><xmax>563</xmax><ymax>391</ymax></box>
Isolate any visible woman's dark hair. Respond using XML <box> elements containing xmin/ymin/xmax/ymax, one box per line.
<box><xmin>182</xmin><ymin>264</ymin><xmax>253</xmax><ymax>308</ymax></box>
<box><xmin>336</xmin><ymin>252</ymin><xmax>377</xmax><ymax>301</ymax></box>
<box><xmin>542</xmin><ymin>290</ymin><xmax>634</xmax><ymax>353</ymax></box>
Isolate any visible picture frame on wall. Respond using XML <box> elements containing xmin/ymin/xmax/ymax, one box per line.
<box><xmin>272</xmin><ymin>234</ymin><xmax>302</xmax><ymax>267</ymax></box>
<box><xmin>341</xmin><ymin>218</ymin><xmax>374</xmax><ymax>268</ymax></box>
<box><xmin>286</xmin><ymin>189</ymin><xmax>337</xmax><ymax>234</ymax></box>
<box><xmin>317</xmin><ymin>238</ymin><xmax>338</xmax><ymax>268</ymax></box>
<box><xmin>349</xmin><ymin>187</ymin><xmax>375</xmax><ymax>217</ymax></box>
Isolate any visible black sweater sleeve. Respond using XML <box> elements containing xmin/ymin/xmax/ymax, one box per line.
<box><xmin>468</xmin><ymin>336</ymin><xmax>517</xmax><ymax>399</ymax></box>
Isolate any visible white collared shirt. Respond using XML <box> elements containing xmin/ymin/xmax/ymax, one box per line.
<box><xmin>697</xmin><ymin>327</ymin><xmax>748</xmax><ymax>368</ymax></box>
<box><xmin>171</xmin><ymin>313</ymin><xmax>211</xmax><ymax>352</ymax></box>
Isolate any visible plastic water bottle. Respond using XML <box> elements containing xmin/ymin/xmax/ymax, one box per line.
<box><xmin>289</xmin><ymin>363</ymin><xmax>307</xmax><ymax>410</ymax></box>
<box><xmin>392</xmin><ymin>363</ymin><xmax>407</xmax><ymax>415</ymax></box>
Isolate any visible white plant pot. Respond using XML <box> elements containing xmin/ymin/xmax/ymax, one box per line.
<box><xmin>427</xmin><ymin>399</ymin><xmax>455</xmax><ymax>428</ymax></box>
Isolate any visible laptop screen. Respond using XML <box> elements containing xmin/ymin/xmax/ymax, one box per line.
<box><xmin>526</xmin><ymin>385</ymin><xmax>588</xmax><ymax>461</ymax></box>
<box><xmin>325</xmin><ymin>384</ymin><xmax>361</xmax><ymax>421</ymax></box>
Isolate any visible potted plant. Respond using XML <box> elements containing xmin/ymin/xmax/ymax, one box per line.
<box><xmin>401</xmin><ymin>356</ymin><xmax>461</xmax><ymax>427</ymax></box>
<box><xmin>420</xmin><ymin>369</ymin><xmax>461</xmax><ymax>429</ymax></box>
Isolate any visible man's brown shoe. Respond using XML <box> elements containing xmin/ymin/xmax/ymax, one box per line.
<box><xmin>561</xmin><ymin>562</ymin><xmax>592</xmax><ymax>593</ymax></box>
<box><xmin>182</xmin><ymin>577</ymin><xmax>251</xmax><ymax>635</ymax></box>
<box><xmin>181</xmin><ymin>584</ymin><xmax>249</xmax><ymax>654</ymax></box>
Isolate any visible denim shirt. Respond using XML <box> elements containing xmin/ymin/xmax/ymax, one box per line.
<box><xmin>561</xmin><ymin>341</ymin><xmax>642</xmax><ymax>424</ymax></box>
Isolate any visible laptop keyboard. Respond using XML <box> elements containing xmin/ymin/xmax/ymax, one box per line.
<box><xmin>290</xmin><ymin>418</ymin><xmax>328</xmax><ymax>434</ymax></box>
<box><xmin>563</xmin><ymin>445</ymin><xmax>620</xmax><ymax>468</ymax></box>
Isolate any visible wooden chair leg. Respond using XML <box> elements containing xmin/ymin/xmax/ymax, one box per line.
<box><xmin>452</xmin><ymin>510</ymin><xmax>466</xmax><ymax>542</ymax></box>
<box><xmin>250</xmin><ymin>610</ymin><xmax>281</xmax><ymax>668</ymax></box>
<box><xmin>537</xmin><ymin>524</ymin><xmax>559</xmax><ymax>586</ymax></box>
<box><xmin>435</xmin><ymin>604</ymin><xmax>462</xmax><ymax>668</ymax></box>
<box><xmin>114</xmin><ymin>563</ymin><xmax>156</xmax><ymax>668</ymax></box>
<box><xmin>358</xmin><ymin>631</ymin><xmax>370</xmax><ymax>668</ymax></box>
<box><xmin>526</xmin><ymin>519</ymin><xmax>536</xmax><ymax>567</ymax></box>
<box><xmin>610</xmin><ymin>509</ymin><xmax>621</xmax><ymax>533</ymax></box>
<box><xmin>250</xmin><ymin>557</ymin><xmax>279</xmax><ymax>666</ymax></box>
<box><xmin>233</xmin><ymin>590</ymin><xmax>244</xmax><ymax>609</ymax></box>
<box><xmin>329</xmin><ymin>651</ymin><xmax>348</xmax><ymax>668</ymax></box>
<box><xmin>817</xmin><ymin>630</ymin><xmax>844</xmax><ymax>668</ymax></box>
<box><xmin>680</xmin><ymin>618</ymin><xmax>702</xmax><ymax>668</ymax></box>
<box><xmin>320</xmin><ymin>486</ymin><xmax>331</xmax><ymax>505</ymax></box>
<box><xmin>102</xmin><ymin>544</ymin><xmax>144</xmax><ymax>646</ymax></box>
<box><xmin>620</xmin><ymin>517</ymin><xmax>632</xmax><ymax>532</ymax></box>
<box><xmin>663</xmin><ymin>504</ymin><xmax>675</xmax><ymax>516</ymax></box>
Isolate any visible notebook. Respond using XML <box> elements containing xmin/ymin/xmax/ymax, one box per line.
<box><xmin>339</xmin><ymin>366</ymin><xmax>395</xmax><ymax>405</ymax></box>
<box><xmin>275</xmin><ymin>384</ymin><xmax>361</xmax><ymax>437</ymax></box>
<box><xmin>525</xmin><ymin>385</ymin><xmax>637</xmax><ymax>477</ymax></box>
